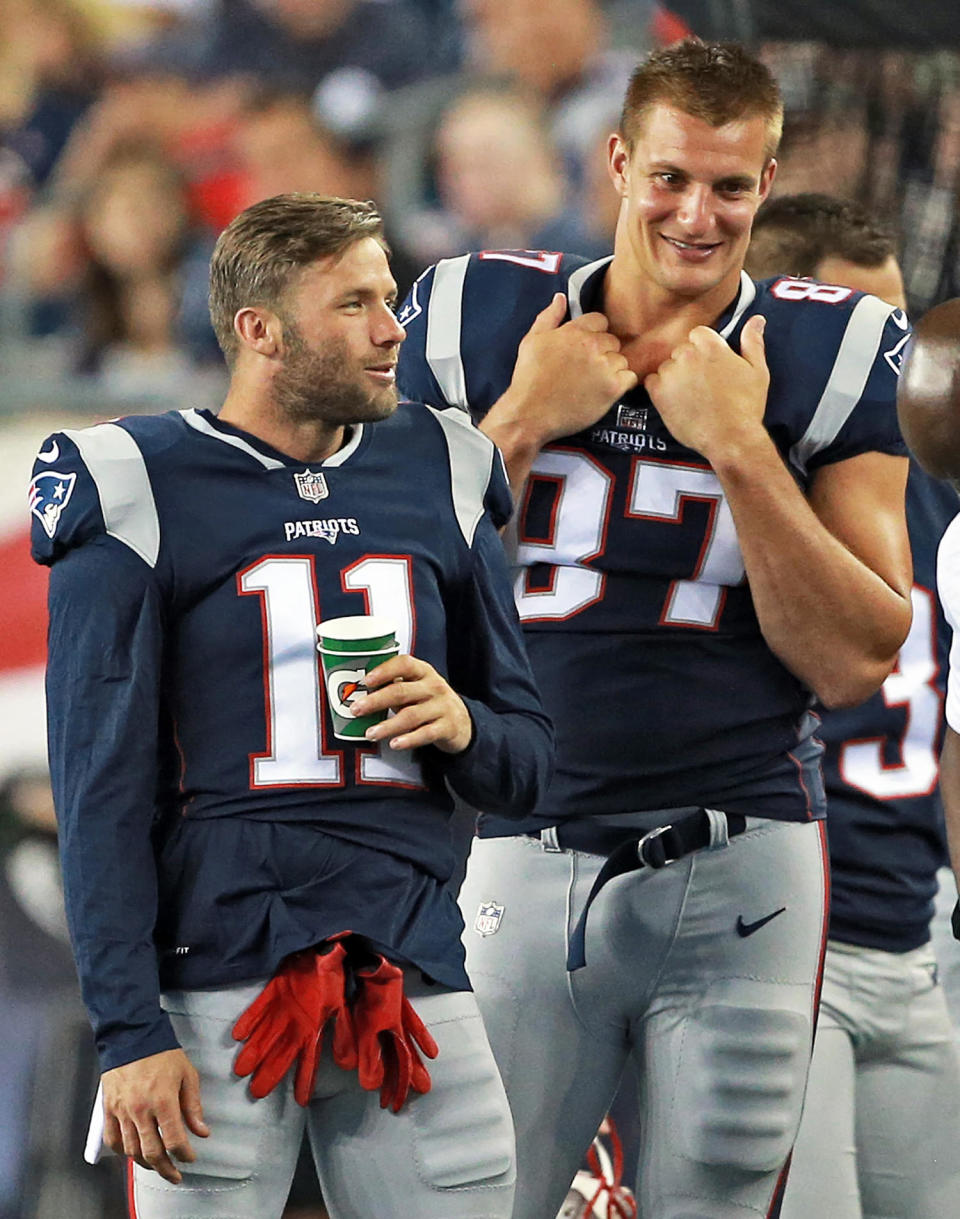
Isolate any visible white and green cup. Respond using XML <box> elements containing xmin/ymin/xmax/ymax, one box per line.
<box><xmin>316</xmin><ymin>615</ymin><xmax>399</xmax><ymax>741</ymax></box>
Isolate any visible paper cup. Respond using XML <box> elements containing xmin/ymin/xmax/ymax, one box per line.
<box><xmin>316</xmin><ymin>615</ymin><xmax>399</xmax><ymax>741</ymax></box>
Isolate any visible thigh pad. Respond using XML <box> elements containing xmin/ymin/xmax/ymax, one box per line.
<box><xmin>677</xmin><ymin>1004</ymin><xmax>811</xmax><ymax>1174</ymax></box>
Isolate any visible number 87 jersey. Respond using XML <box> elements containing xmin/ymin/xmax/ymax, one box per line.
<box><xmin>397</xmin><ymin>251</ymin><xmax>909</xmax><ymax>829</ymax></box>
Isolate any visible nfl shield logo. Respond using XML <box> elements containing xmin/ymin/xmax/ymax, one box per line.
<box><xmin>294</xmin><ymin>469</ymin><xmax>329</xmax><ymax>502</ymax></box>
<box><xmin>474</xmin><ymin>901</ymin><xmax>505</xmax><ymax>937</ymax></box>
<box><xmin>616</xmin><ymin>403</ymin><xmax>648</xmax><ymax>431</ymax></box>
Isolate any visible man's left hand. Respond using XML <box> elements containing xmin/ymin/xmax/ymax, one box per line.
<box><xmin>644</xmin><ymin>315</ymin><xmax>770</xmax><ymax>461</ymax></box>
<box><xmin>349</xmin><ymin>655</ymin><xmax>473</xmax><ymax>754</ymax></box>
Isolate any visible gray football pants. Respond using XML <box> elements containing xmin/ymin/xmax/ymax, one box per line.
<box><xmin>780</xmin><ymin>938</ymin><xmax>960</xmax><ymax>1219</ymax></box>
<box><xmin>127</xmin><ymin>974</ymin><xmax>516</xmax><ymax>1219</ymax></box>
<box><xmin>929</xmin><ymin>866</ymin><xmax>960</xmax><ymax>1037</ymax></box>
<box><xmin>459</xmin><ymin>818</ymin><xmax>829</xmax><ymax>1219</ymax></box>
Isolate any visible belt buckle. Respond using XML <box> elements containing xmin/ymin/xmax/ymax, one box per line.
<box><xmin>637</xmin><ymin>823</ymin><xmax>674</xmax><ymax>868</ymax></box>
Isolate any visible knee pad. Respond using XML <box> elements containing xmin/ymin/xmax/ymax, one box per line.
<box><xmin>677</xmin><ymin>1004</ymin><xmax>811</xmax><ymax>1174</ymax></box>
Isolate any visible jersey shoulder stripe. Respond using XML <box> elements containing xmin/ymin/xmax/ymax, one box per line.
<box><xmin>789</xmin><ymin>293</ymin><xmax>899</xmax><ymax>472</ymax></box>
<box><xmin>425</xmin><ymin>403</ymin><xmax>503</xmax><ymax>544</ymax></box>
<box><xmin>30</xmin><ymin>422</ymin><xmax>160</xmax><ymax>568</ymax></box>
<box><xmin>425</xmin><ymin>255</ymin><xmax>471</xmax><ymax>408</ymax></box>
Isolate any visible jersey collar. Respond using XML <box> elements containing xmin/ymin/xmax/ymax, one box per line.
<box><xmin>567</xmin><ymin>261</ymin><xmax>756</xmax><ymax>336</ymax></box>
<box><xmin>184</xmin><ymin>409</ymin><xmax>366</xmax><ymax>469</ymax></box>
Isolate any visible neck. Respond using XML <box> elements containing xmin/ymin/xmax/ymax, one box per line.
<box><xmin>218</xmin><ymin>386</ymin><xmax>346</xmax><ymax>463</ymax></box>
<box><xmin>602</xmin><ymin>263</ymin><xmax>744</xmax><ymax>378</ymax></box>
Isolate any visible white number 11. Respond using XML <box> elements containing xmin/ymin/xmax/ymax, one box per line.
<box><xmin>238</xmin><ymin>554</ymin><xmax>424</xmax><ymax>789</ymax></box>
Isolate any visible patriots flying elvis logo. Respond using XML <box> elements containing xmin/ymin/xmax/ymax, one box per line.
<box><xmin>29</xmin><ymin>470</ymin><xmax>77</xmax><ymax>538</ymax></box>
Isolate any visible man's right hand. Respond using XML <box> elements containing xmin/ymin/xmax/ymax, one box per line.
<box><xmin>102</xmin><ymin>1048</ymin><xmax>209</xmax><ymax>1184</ymax></box>
<box><xmin>480</xmin><ymin>293</ymin><xmax>637</xmax><ymax>491</ymax></box>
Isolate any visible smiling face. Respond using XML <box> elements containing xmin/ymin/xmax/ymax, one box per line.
<box><xmin>272</xmin><ymin>236</ymin><xmax>406</xmax><ymax>426</ymax></box>
<box><xmin>609</xmin><ymin>103</ymin><xmax>776</xmax><ymax>305</ymax></box>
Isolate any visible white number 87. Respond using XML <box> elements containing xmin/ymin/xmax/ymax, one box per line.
<box><xmin>513</xmin><ymin>448</ymin><xmax>745</xmax><ymax>628</ymax></box>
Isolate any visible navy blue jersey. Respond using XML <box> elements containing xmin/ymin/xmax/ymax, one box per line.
<box><xmin>30</xmin><ymin>405</ymin><xmax>553</xmax><ymax>1070</ymax></box>
<box><xmin>819</xmin><ymin>461</ymin><xmax>956</xmax><ymax>952</ymax></box>
<box><xmin>398</xmin><ymin>252</ymin><xmax>909</xmax><ymax>829</ymax></box>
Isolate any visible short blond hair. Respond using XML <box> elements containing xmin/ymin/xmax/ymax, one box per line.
<box><xmin>620</xmin><ymin>40</ymin><xmax>783</xmax><ymax>162</ymax></box>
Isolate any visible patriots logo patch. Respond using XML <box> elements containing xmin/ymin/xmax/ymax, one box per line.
<box><xmin>883</xmin><ymin>333</ymin><xmax>910</xmax><ymax>377</ymax></box>
<box><xmin>474</xmin><ymin>901</ymin><xmax>505</xmax><ymax>936</ymax></box>
<box><xmin>29</xmin><ymin>470</ymin><xmax>77</xmax><ymax>538</ymax></box>
<box><xmin>396</xmin><ymin>274</ymin><xmax>424</xmax><ymax>327</ymax></box>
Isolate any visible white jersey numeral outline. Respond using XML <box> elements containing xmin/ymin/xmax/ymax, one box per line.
<box><xmin>839</xmin><ymin>586</ymin><xmax>942</xmax><ymax>800</ymax></box>
<box><xmin>238</xmin><ymin>554</ymin><xmax>425</xmax><ymax>789</ymax></box>
<box><xmin>514</xmin><ymin>449</ymin><xmax>743</xmax><ymax>628</ymax></box>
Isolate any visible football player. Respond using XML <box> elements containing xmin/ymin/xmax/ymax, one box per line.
<box><xmin>745</xmin><ymin>194</ymin><xmax>960</xmax><ymax>1219</ymax></box>
<box><xmin>30</xmin><ymin>194</ymin><xmax>554</xmax><ymax>1219</ymax></box>
<box><xmin>397</xmin><ymin>41</ymin><xmax>913</xmax><ymax>1219</ymax></box>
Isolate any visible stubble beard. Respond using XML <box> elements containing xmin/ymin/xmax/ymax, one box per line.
<box><xmin>273</xmin><ymin>322</ymin><xmax>398</xmax><ymax>428</ymax></box>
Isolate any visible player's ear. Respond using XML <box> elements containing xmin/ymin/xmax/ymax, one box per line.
<box><xmin>757</xmin><ymin>158</ymin><xmax>777</xmax><ymax>205</ymax></box>
<box><xmin>234</xmin><ymin>307</ymin><xmax>282</xmax><ymax>357</ymax></box>
<box><xmin>608</xmin><ymin>134</ymin><xmax>631</xmax><ymax>197</ymax></box>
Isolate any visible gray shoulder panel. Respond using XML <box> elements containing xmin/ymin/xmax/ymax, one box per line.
<box><xmin>427</xmin><ymin>405</ymin><xmax>495</xmax><ymax>548</ymax></box>
<box><xmin>425</xmin><ymin>255</ymin><xmax>470</xmax><ymax>409</ymax></box>
<box><xmin>62</xmin><ymin>423</ymin><xmax>160</xmax><ymax>567</ymax></box>
<box><xmin>789</xmin><ymin>294</ymin><xmax>895</xmax><ymax>474</ymax></box>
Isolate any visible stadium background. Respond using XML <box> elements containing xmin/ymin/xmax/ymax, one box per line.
<box><xmin>1</xmin><ymin>2</ymin><xmax>959</xmax><ymax>1216</ymax></box>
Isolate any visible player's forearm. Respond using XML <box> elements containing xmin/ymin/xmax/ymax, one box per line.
<box><xmin>713</xmin><ymin>434</ymin><xmax>911</xmax><ymax>706</ymax></box>
<box><xmin>478</xmin><ymin>394</ymin><xmax>548</xmax><ymax>497</ymax></box>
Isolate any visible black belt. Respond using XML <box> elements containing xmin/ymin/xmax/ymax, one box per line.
<box><xmin>561</xmin><ymin>808</ymin><xmax>748</xmax><ymax>972</ymax></box>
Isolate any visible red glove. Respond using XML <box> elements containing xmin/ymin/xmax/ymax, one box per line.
<box><xmin>232</xmin><ymin>938</ymin><xmax>357</xmax><ymax>1106</ymax></box>
<box><xmin>352</xmin><ymin>956</ymin><xmax>439</xmax><ymax>1112</ymax></box>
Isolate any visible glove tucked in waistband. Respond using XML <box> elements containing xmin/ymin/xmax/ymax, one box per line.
<box><xmin>232</xmin><ymin>933</ymin><xmax>438</xmax><ymax>1113</ymax></box>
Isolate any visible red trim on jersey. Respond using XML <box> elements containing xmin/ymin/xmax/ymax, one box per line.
<box><xmin>125</xmin><ymin>1158</ymin><xmax>137</xmax><ymax>1218</ymax></box>
<box><xmin>518</xmin><ymin>473</ymin><xmax>564</xmax><ymax>546</ymax></box>
<box><xmin>340</xmin><ymin>553</ymin><xmax>417</xmax><ymax>651</ymax></box>
<box><xmin>237</xmin><ymin>553</ymin><xmax>346</xmax><ymax>791</ymax></box>
<box><xmin>626</xmin><ymin>453</ymin><xmax>732</xmax><ymax>632</ymax></box>
<box><xmin>477</xmin><ymin>249</ymin><xmax>564</xmax><ymax>273</ymax></box>
<box><xmin>518</xmin><ymin>444</ymin><xmax>612</xmax><ymax>624</ymax></box>
<box><xmin>523</xmin><ymin>566</ymin><xmax>559</xmax><ymax>597</ymax></box>
<box><xmin>769</xmin><ymin>277</ymin><xmax>855</xmax><ymax>305</ymax></box>
<box><xmin>764</xmin><ymin>1151</ymin><xmax>792</xmax><ymax>1219</ymax></box>
<box><xmin>811</xmin><ymin>819</ymin><xmax>831</xmax><ymax>1038</ymax></box>
<box><xmin>786</xmin><ymin>748</ymin><xmax>816</xmax><ymax>821</ymax></box>
<box><xmin>838</xmin><ymin>583</ymin><xmax>943</xmax><ymax>800</ymax></box>
<box><xmin>351</xmin><ymin>747</ymin><xmax>427</xmax><ymax>790</ymax></box>
<box><xmin>340</xmin><ymin>553</ymin><xmax>428</xmax><ymax>791</ymax></box>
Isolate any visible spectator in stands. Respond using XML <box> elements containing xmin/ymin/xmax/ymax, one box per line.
<box><xmin>380</xmin><ymin>0</ymin><xmax>646</xmax><ymax>236</ymax></box>
<box><xmin>0</xmin><ymin>0</ymin><xmax>104</xmax><ymax>191</ymax></box>
<box><xmin>10</xmin><ymin>142</ymin><xmax>222</xmax><ymax>402</ymax></box>
<box><xmin>229</xmin><ymin>90</ymin><xmax>421</xmax><ymax>295</ymax></box>
<box><xmin>417</xmin><ymin>85</ymin><xmax>602</xmax><ymax>264</ymax></box>
<box><xmin>188</xmin><ymin>0</ymin><xmax>449</xmax><ymax>150</ymax></box>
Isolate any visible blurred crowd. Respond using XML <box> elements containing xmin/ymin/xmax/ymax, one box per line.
<box><xmin>0</xmin><ymin>1</ymin><xmax>957</xmax><ymax>417</ymax></box>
